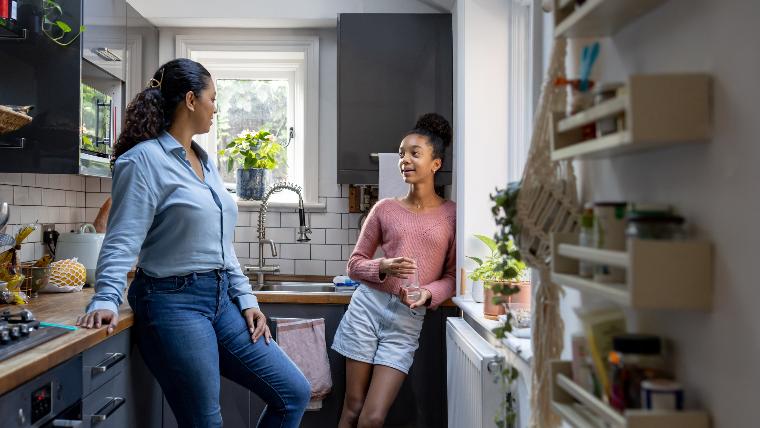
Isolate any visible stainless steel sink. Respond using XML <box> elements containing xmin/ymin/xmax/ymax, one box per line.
<box><xmin>254</xmin><ymin>282</ymin><xmax>337</xmax><ymax>293</ymax></box>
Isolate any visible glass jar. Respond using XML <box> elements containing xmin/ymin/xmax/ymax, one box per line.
<box><xmin>626</xmin><ymin>214</ymin><xmax>687</xmax><ymax>240</ymax></box>
<box><xmin>608</xmin><ymin>334</ymin><xmax>669</xmax><ymax>411</ymax></box>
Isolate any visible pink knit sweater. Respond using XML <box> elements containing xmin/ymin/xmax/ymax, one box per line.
<box><xmin>347</xmin><ymin>198</ymin><xmax>456</xmax><ymax>309</ymax></box>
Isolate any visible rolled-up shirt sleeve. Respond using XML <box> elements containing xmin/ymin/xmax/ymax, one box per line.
<box><xmin>87</xmin><ymin>159</ymin><xmax>157</xmax><ymax>314</ymax></box>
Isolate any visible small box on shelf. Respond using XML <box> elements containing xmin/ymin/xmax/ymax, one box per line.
<box><xmin>550</xmin><ymin>74</ymin><xmax>711</xmax><ymax>161</ymax></box>
<box><xmin>551</xmin><ymin>360</ymin><xmax>710</xmax><ymax>428</ymax></box>
<box><xmin>553</xmin><ymin>0</ymin><xmax>667</xmax><ymax>39</ymax></box>
<box><xmin>550</xmin><ymin>232</ymin><xmax>713</xmax><ymax>310</ymax></box>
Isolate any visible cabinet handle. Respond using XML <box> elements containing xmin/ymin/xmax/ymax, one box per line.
<box><xmin>91</xmin><ymin>396</ymin><xmax>125</xmax><ymax>423</ymax></box>
<box><xmin>52</xmin><ymin>419</ymin><xmax>83</xmax><ymax>427</ymax></box>
<box><xmin>369</xmin><ymin>153</ymin><xmax>378</xmax><ymax>161</ymax></box>
<box><xmin>91</xmin><ymin>352</ymin><xmax>126</xmax><ymax>374</ymax></box>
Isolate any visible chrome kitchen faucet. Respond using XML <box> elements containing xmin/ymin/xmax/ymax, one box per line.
<box><xmin>245</xmin><ymin>182</ymin><xmax>311</xmax><ymax>287</ymax></box>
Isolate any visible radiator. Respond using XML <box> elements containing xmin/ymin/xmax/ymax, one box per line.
<box><xmin>446</xmin><ymin>317</ymin><xmax>504</xmax><ymax>428</ymax></box>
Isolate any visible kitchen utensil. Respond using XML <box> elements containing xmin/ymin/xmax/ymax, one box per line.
<box><xmin>54</xmin><ymin>223</ymin><xmax>104</xmax><ymax>285</ymax></box>
<box><xmin>0</xmin><ymin>202</ymin><xmax>9</xmax><ymax>230</ymax></box>
<box><xmin>579</xmin><ymin>42</ymin><xmax>600</xmax><ymax>92</ymax></box>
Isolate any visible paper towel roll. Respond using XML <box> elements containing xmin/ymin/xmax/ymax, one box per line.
<box><xmin>378</xmin><ymin>153</ymin><xmax>408</xmax><ymax>199</ymax></box>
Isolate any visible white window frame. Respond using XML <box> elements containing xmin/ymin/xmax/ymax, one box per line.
<box><xmin>175</xmin><ymin>34</ymin><xmax>319</xmax><ymax>204</ymax></box>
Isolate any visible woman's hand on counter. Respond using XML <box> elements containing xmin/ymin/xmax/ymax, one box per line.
<box><xmin>401</xmin><ymin>287</ymin><xmax>432</xmax><ymax>309</ymax></box>
<box><xmin>379</xmin><ymin>257</ymin><xmax>417</xmax><ymax>279</ymax></box>
<box><xmin>243</xmin><ymin>308</ymin><xmax>271</xmax><ymax>345</ymax></box>
<box><xmin>75</xmin><ymin>309</ymin><xmax>120</xmax><ymax>334</ymax></box>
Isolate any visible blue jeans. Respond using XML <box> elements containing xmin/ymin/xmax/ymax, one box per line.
<box><xmin>127</xmin><ymin>269</ymin><xmax>311</xmax><ymax>428</ymax></box>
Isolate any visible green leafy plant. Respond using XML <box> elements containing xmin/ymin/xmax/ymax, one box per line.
<box><xmin>42</xmin><ymin>0</ymin><xmax>85</xmax><ymax>47</ymax></box>
<box><xmin>467</xmin><ymin>234</ymin><xmax>501</xmax><ymax>282</ymax></box>
<box><xmin>217</xmin><ymin>129</ymin><xmax>284</xmax><ymax>172</ymax></box>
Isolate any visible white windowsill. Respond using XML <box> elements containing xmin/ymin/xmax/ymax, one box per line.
<box><xmin>453</xmin><ymin>295</ymin><xmax>533</xmax><ymax>377</ymax></box>
<box><xmin>236</xmin><ymin>199</ymin><xmax>327</xmax><ymax>212</ymax></box>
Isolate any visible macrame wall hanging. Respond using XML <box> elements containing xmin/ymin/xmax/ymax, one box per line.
<box><xmin>515</xmin><ymin>37</ymin><xmax>581</xmax><ymax>428</ymax></box>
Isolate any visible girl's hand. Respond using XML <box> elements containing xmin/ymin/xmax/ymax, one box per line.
<box><xmin>76</xmin><ymin>309</ymin><xmax>119</xmax><ymax>335</ymax></box>
<box><xmin>243</xmin><ymin>308</ymin><xmax>271</xmax><ymax>345</ymax></box>
<box><xmin>379</xmin><ymin>257</ymin><xmax>417</xmax><ymax>279</ymax></box>
<box><xmin>401</xmin><ymin>287</ymin><xmax>432</xmax><ymax>309</ymax></box>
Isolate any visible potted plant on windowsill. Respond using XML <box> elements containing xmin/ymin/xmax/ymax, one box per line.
<box><xmin>467</xmin><ymin>234</ymin><xmax>528</xmax><ymax>320</ymax></box>
<box><xmin>218</xmin><ymin>129</ymin><xmax>284</xmax><ymax>200</ymax></box>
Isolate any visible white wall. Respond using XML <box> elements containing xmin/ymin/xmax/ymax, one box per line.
<box><xmin>558</xmin><ymin>0</ymin><xmax>760</xmax><ymax>425</ymax></box>
<box><xmin>454</xmin><ymin>0</ymin><xmax>511</xmax><ymax>284</ymax></box>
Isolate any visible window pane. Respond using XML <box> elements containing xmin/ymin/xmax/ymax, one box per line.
<box><xmin>215</xmin><ymin>79</ymin><xmax>290</xmax><ymax>189</ymax></box>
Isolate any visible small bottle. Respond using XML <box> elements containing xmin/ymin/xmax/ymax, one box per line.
<box><xmin>578</xmin><ymin>206</ymin><xmax>594</xmax><ymax>278</ymax></box>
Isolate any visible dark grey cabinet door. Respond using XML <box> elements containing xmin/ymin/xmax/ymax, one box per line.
<box><xmin>384</xmin><ymin>306</ymin><xmax>458</xmax><ymax>428</ymax></box>
<box><xmin>337</xmin><ymin>13</ymin><xmax>453</xmax><ymax>185</ymax></box>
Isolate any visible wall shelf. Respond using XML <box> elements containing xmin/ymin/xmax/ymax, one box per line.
<box><xmin>553</xmin><ymin>0</ymin><xmax>667</xmax><ymax>38</ymax></box>
<box><xmin>551</xmin><ymin>360</ymin><xmax>710</xmax><ymax>428</ymax></box>
<box><xmin>551</xmin><ymin>233</ymin><xmax>713</xmax><ymax>310</ymax></box>
<box><xmin>550</xmin><ymin>74</ymin><xmax>711</xmax><ymax>161</ymax></box>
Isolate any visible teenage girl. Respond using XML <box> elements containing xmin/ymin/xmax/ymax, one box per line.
<box><xmin>332</xmin><ymin>113</ymin><xmax>456</xmax><ymax>427</ymax></box>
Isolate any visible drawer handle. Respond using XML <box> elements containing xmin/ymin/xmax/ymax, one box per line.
<box><xmin>369</xmin><ymin>152</ymin><xmax>378</xmax><ymax>162</ymax></box>
<box><xmin>91</xmin><ymin>352</ymin><xmax>126</xmax><ymax>374</ymax></box>
<box><xmin>52</xmin><ymin>419</ymin><xmax>83</xmax><ymax>427</ymax></box>
<box><xmin>91</xmin><ymin>396</ymin><xmax>125</xmax><ymax>423</ymax></box>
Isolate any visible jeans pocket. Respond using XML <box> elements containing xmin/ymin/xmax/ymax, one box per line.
<box><xmin>150</xmin><ymin>276</ymin><xmax>190</xmax><ymax>294</ymax></box>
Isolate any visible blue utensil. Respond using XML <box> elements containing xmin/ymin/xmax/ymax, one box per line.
<box><xmin>579</xmin><ymin>42</ymin><xmax>600</xmax><ymax>91</ymax></box>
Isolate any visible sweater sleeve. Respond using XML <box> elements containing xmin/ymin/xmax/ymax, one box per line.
<box><xmin>421</xmin><ymin>227</ymin><xmax>456</xmax><ymax>309</ymax></box>
<box><xmin>347</xmin><ymin>201</ymin><xmax>385</xmax><ymax>284</ymax></box>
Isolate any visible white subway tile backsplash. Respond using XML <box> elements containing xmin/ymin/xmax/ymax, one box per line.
<box><xmin>264</xmin><ymin>212</ymin><xmax>280</xmax><ymax>228</ymax></box>
<box><xmin>270</xmin><ymin>259</ymin><xmax>295</xmax><ymax>275</ymax></box>
<box><xmin>307</xmin><ymin>229</ymin><xmax>325</xmax><ymax>245</ymax></box>
<box><xmin>65</xmin><ymin>191</ymin><xmax>77</xmax><ymax>207</ymax></box>
<box><xmin>310</xmin><ymin>244</ymin><xmax>342</xmax><ymax>261</ymax></box>
<box><xmin>326</xmin><ymin>229</ymin><xmax>348</xmax><ymax>244</ymax></box>
<box><xmin>22</xmin><ymin>174</ymin><xmax>36</xmax><ymax>186</ymax></box>
<box><xmin>321</xmin><ymin>184</ymin><xmax>342</xmax><ymax>198</ymax></box>
<box><xmin>342</xmin><ymin>245</ymin><xmax>355</xmax><ymax>261</ymax></box>
<box><xmin>347</xmin><ymin>229</ymin><xmax>358</xmax><ymax>245</ymax></box>
<box><xmin>0</xmin><ymin>173</ymin><xmax>22</xmax><ymax>185</ymax></box>
<box><xmin>85</xmin><ymin>208</ymin><xmax>99</xmax><ymax>224</ymax></box>
<box><xmin>233</xmin><ymin>242</ymin><xmax>249</xmax><ymax>258</ymax></box>
<box><xmin>280</xmin><ymin>243</ymin><xmax>311</xmax><ymax>259</ymax></box>
<box><xmin>326</xmin><ymin>197</ymin><xmax>349</xmax><ymax>214</ymax></box>
<box><xmin>85</xmin><ymin>177</ymin><xmax>100</xmax><ymax>192</ymax></box>
<box><xmin>295</xmin><ymin>260</ymin><xmax>325</xmax><ymax>275</ymax></box>
<box><xmin>49</xmin><ymin>174</ymin><xmax>70</xmax><ymax>190</ymax></box>
<box><xmin>71</xmin><ymin>176</ymin><xmax>85</xmax><ymax>191</ymax></box>
<box><xmin>13</xmin><ymin>187</ymin><xmax>30</xmax><ymax>205</ymax></box>
<box><xmin>100</xmin><ymin>178</ymin><xmax>112</xmax><ymax>193</ymax></box>
<box><xmin>342</xmin><ymin>213</ymin><xmax>364</xmax><ymax>229</ymax></box>
<box><xmin>85</xmin><ymin>193</ymin><xmax>109</xmax><ymax>208</ymax></box>
<box><xmin>326</xmin><ymin>260</ymin><xmax>348</xmax><ymax>276</ymax></box>
<box><xmin>280</xmin><ymin>213</ymin><xmax>299</xmax><ymax>228</ymax></box>
<box><xmin>34</xmin><ymin>174</ymin><xmax>49</xmax><ymax>188</ymax></box>
<box><xmin>234</xmin><ymin>227</ymin><xmax>257</xmax><ymax>242</ymax></box>
<box><xmin>28</xmin><ymin>188</ymin><xmax>41</xmax><ymax>205</ymax></box>
<box><xmin>267</xmin><ymin>227</ymin><xmax>297</xmax><ymax>243</ymax></box>
<box><xmin>0</xmin><ymin>185</ymin><xmax>13</xmax><ymax>203</ymax></box>
<box><xmin>77</xmin><ymin>192</ymin><xmax>86</xmax><ymax>207</ymax></box>
<box><xmin>309</xmin><ymin>213</ymin><xmax>341</xmax><ymax>229</ymax></box>
<box><xmin>341</xmin><ymin>184</ymin><xmax>350</xmax><ymax>198</ymax></box>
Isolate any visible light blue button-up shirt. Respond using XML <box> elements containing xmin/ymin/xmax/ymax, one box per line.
<box><xmin>87</xmin><ymin>131</ymin><xmax>258</xmax><ymax>314</ymax></box>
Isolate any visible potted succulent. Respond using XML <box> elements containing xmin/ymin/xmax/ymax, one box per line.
<box><xmin>218</xmin><ymin>129</ymin><xmax>284</xmax><ymax>200</ymax></box>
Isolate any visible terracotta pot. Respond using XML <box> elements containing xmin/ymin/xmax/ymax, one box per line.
<box><xmin>508</xmin><ymin>280</ymin><xmax>532</xmax><ymax>310</ymax></box>
<box><xmin>483</xmin><ymin>281</ymin><xmax>507</xmax><ymax>319</ymax></box>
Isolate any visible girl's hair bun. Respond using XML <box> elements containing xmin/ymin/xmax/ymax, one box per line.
<box><xmin>415</xmin><ymin>113</ymin><xmax>452</xmax><ymax>148</ymax></box>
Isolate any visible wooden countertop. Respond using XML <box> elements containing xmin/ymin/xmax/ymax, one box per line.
<box><xmin>0</xmin><ymin>284</ymin><xmax>454</xmax><ymax>395</ymax></box>
<box><xmin>0</xmin><ymin>289</ymin><xmax>134</xmax><ymax>396</ymax></box>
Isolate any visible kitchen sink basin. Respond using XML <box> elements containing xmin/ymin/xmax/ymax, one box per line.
<box><xmin>254</xmin><ymin>282</ymin><xmax>337</xmax><ymax>292</ymax></box>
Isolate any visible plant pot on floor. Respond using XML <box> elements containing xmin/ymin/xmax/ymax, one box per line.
<box><xmin>237</xmin><ymin>168</ymin><xmax>271</xmax><ymax>200</ymax></box>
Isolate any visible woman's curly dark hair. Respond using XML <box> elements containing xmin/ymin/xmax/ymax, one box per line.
<box><xmin>111</xmin><ymin>58</ymin><xmax>211</xmax><ymax>167</ymax></box>
<box><xmin>405</xmin><ymin>113</ymin><xmax>453</xmax><ymax>167</ymax></box>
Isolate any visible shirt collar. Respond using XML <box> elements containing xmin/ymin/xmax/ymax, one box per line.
<box><xmin>157</xmin><ymin>131</ymin><xmax>211</xmax><ymax>171</ymax></box>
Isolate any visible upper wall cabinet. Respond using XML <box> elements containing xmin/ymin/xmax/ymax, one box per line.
<box><xmin>337</xmin><ymin>13</ymin><xmax>453</xmax><ymax>185</ymax></box>
<box><xmin>0</xmin><ymin>0</ymin><xmax>132</xmax><ymax>176</ymax></box>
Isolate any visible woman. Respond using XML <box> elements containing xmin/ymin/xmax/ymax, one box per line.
<box><xmin>332</xmin><ymin>113</ymin><xmax>456</xmax><ymax>428</ymax></box>
<box><xmin>76</xmin><ymin>59</ymin><xmax>311</xmax><ymax>428</ymax></box>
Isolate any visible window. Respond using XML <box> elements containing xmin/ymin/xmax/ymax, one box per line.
<box><xmin>506</xmin><ymin>0</ymin><xmax>539</xmax><ymax>183</ymax></box>
<box><xmin>177</xmin><ymin>35</ymin><xmax>319</xmax><ymax>204</ymax></box>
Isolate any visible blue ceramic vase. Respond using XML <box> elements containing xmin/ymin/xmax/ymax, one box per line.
<box><xmin>237</xmin><ymin>168</ymin><xmax>270</xmax><ymax>200</ymax></box>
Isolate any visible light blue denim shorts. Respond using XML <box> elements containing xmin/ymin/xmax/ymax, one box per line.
<box><xmin>332</xmin><ymin>284</ymin><xmax>426</xmax><ymax>374</ymax></box>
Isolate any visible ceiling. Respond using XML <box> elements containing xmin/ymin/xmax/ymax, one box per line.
<box><xmin>126</xmin><ymin>0</ymin><xmax>447</xmax><ymax>28</ymax></box>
